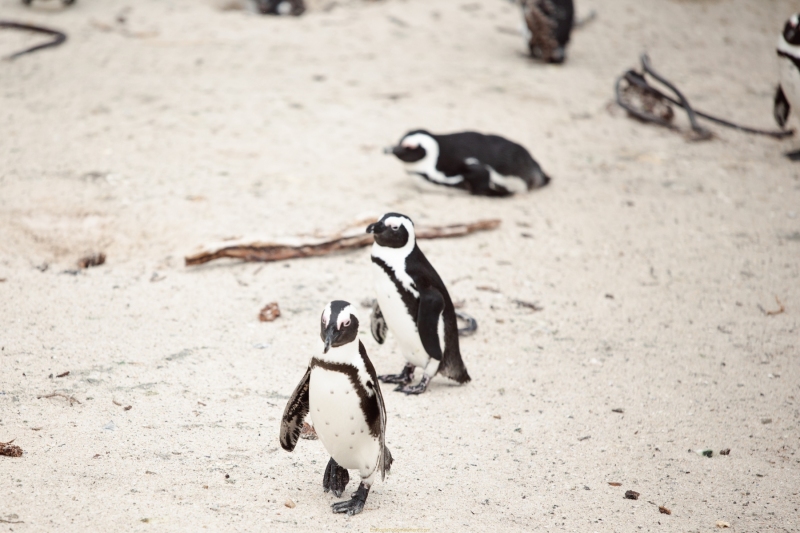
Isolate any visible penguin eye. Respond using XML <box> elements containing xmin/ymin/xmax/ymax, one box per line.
<box><xmin>389</xmin><ymin>224</ymin><xmax>400</xmax><ymax>231</ymax></box>
<box><xmin>342</xmin><ymin>319</ymin><xmax>351</xmax><ymax>328</ymax></box>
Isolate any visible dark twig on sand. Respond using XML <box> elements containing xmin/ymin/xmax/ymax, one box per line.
<box><xmin>185</xmin><ymin>219</ymin><xmax>501</xmax><ymax>266</ymax></box>
<box><xmin>0</xmin><ymin>21</ymin><xmax>67</xmax><ymax>60</ymax></box>
<box><xmin>615</xmin><ymin>54</ymin><xmax>793</xmax><ymax>140</ymax></box>
<box><xmin>37</xmin><ymin>392</ymin><xmax>82</xmax><ymax>406</ymax></box>
<box><xmin>513</xmin><ymin>299</ymin><xmax>543</xmax><ymax>311</ymax></box>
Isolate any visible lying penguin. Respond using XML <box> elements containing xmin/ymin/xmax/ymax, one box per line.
<box><xmin>521</xmin><ymin>0</ymin><xmax>574</xmax><ymax>64</ymax></box>
<box><xmin>280</xmin><ymin>300</ymin><xmax>392</xmax><ymax>516</ymax></box>
<box><xmin>367</xmin><ymin>213</ymin><xmax>471</xmax><ymax>395</ymax></box>
<box><xmin>775</xmin><ymin>13</ymin><xmax>800</xmax><ymax>160</ymax></box>
<box><xmin>386</xmin><ymin>130</ymin><xmax>550</xmax><ymax>197</ymax></box>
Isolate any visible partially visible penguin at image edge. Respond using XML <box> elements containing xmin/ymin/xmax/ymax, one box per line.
<box><xmin>521</xmin><ymin>0</ymin><xmax>575</xmax><ymax>64</ymax></box>
<box><xmin>774</xmin><ymin>13</ymin><xmax>800</xmax><ymax>160</ymax></box>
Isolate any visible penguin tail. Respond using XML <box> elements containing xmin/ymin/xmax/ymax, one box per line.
<box><xmin>381</xmin><ymin>446</ymin><xmax>394</xmax><ymax>479</ymax></box>
<box><xmin>530</xmin><ymin>165</ymin><xmax>551</xmax><ymax>189</ymax></box>
<box><xmin>439</xmin><ymin>356</ymin><xmax>471</xmax><ymax>384</ymax></box>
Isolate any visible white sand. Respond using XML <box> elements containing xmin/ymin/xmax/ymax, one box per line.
<box><xmin>1</xmin><ymin>0</ymin><xmax>798</xmax><ymax>531</ymax></box>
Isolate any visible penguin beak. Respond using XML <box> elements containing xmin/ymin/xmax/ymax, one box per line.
<box><xmin>385</xmin><ymin>145</ymin><xmax>407</xmax><ymax>156</ymax></box>
<box><xmin>323</xmin><ymin>327</ymin><xmax>336</xmax><ymax>354</ymax></box>
<box><xmin>366</xmin><ymin>221</ymin><xmax>385</xmax><ymax>234</ymax></box>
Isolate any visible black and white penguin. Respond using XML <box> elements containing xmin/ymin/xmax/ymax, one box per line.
<box><xmin>255</xmin><ymin>0</ymin><xmax>305</xmax><ymax>16</ymax></box>
<box><xmin>366</xmin><ymin>213</ymin><xmax>471</xmax><ymax>395</ymax></box>
<box><xmin>521</xmin><ymin>0</ymin><xmax>574</xmax><ymax>64</ymax></box>
<box><xmin>385</xmin><ymin>130</ymin><xmax>550</xmax><ymax>197</ymax></box>
<box><xmin>775</xmin><ymin>13</ymin><xmax>800</xmax><ymax>160</ymax></box>
<box><xmin>22</xmin><ymin>0</ymin><xmax>75</xmax><ymax>5</ymax></box>
<box><xmin>280</xmin><ymin>300</ymin><xmax>392</xmax><ymax>516</ymax></box>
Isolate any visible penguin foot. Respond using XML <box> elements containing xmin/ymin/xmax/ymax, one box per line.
<box><xmin>395</xmin><ymin>375</ymin><xmax>431</xmax><ymax>395</ymax></box>
<box><xmin>378</xmin><ymin>363</ymin><xmax>415</xmax><ymax>385</ymax></box>
<box><xmin>331</xmin><ymin>482</ymin><xmax>370</xmax><ymax>516</ymax></box>
<box><xmin>323</xmin><ymin>457</ymin><xmax>349</xmax><ymax>498</ymax></box>
<box><xmin>785</xmin><ymin>150</ymin><xmax>800</xmax><ymax>161</ymax></box>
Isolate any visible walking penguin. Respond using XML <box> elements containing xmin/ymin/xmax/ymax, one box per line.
<box><xmin>386</xmin><ymin>130</ymin><xmax>550</xmax><ymax>197</ymax></box>
<box><xmin>775</xmin><ymin>13</ymin><xmax>800</xmax><ymax>160</ymax></box>
<box><xmin>280</xmin><ymin>300</ymin><xmax>392</xmax><ymax>516</ymax></box>
<box><xmin>367</xmin><ymin>213</ymin><xmax>471</xmax><ymax>395</ymax></box>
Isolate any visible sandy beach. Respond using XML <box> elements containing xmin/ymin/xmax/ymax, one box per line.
<box><xmin>1</xmin><ymin>0</ymin><xmax>799</xmax><ymax>531</ymax></box>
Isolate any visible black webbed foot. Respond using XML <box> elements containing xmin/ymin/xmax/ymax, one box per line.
<box><xmin>322</xmin><ymin>457</ymin><xmax>349</xmax><ymax>498</ymax></box>
<box><xmin>378</xmin><ymin>363</ymin><xmax>415</xmax><ymax>385</ymax></box>
<box><xmin>331</xmin><ymin>482</ymin><xmax>370</xmax><ymax>516</ymax></box>
<box><xmin>395</xmin><ymin>375</ymin><xmax>431</xmax><ymax>395</ymax></box>
<box><xmin>785</xmin><ymin>149</ymin><xmax>800</xmax><ymax>161</ymax></box>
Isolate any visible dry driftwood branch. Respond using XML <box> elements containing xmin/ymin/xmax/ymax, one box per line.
<box><xmin>185</xmin><ymin>219</ymin><xmax>501</xmax><ymax>266</ymax></box>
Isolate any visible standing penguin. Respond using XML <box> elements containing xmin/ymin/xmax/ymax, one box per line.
<box><xmin>775</xmin><ymin>13</ymin><xmax>800</xmax><ymax>160</ymax></box>
<box><xmin>386</xmin><ymin>130</ymin><xmax>550</xmax><ymax>197</ymax></box>
<box><xmin>367</xmin><ymin>213</ymin><xmax>471</xmax><ymax>395</ymax></box>
<box><xmin>521</xmin><ymin>0</ymin><xmax>574</xmax><ymax>64</ymax></box>
<box><xmin>280</xmin><ymin>300</ymin><xmax>392</xmax><ymax>516</ymax></box>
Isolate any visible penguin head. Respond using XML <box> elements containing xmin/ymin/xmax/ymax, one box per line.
<box><xmin>784</xmin><ymin>14</ymin><xmax>800</xmax><ymax>45</ymax></box>
<box><xmin>366</xmin><ymin>212</ymin><xmax>415</xmax><ymax>249</ymax></box>
<box><xmin>385</xmin><ymin>130</ymin><xmax>437</xmax><ymax>163</ymax></box>
<box><xmin>320</xmin><ymin>300</ymin><xmax>359</xmax><ymax>353</ymax></box>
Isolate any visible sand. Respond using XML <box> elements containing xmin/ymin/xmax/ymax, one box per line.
<box><xmin>1</xmin><ymin>0</ymin><xmax>799</xmax><ymax>531</ymax></box>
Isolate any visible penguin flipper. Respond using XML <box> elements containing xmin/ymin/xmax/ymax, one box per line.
<box><xmin>279</xmin><ymin>367</ymin><xmax>310</xmax><ymax>452</ymax></box>
<box><xmin>417</xmin><ymin>288</ymin><xmax>445</xmax><ymax>361</ymax></box>
<box><xmin>775</xmin><ymin>85</ymin><xmax>791</xmax><ymax>129</ymax></box>
<box><xmin>370</xmin><ymin>300</ymin><xmax>388</xmax><ymax>344</ymax></box>
<box><xmin>359</xmin><ymin>341</ymin><xmax>391</xmax><ymax>480</ymax></box>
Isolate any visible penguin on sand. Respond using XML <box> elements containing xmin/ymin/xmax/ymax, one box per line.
<box><xmin>521</xmin><ymin>0</ymin><xmax>575</xmax><ymax>64</ymax></box>
<box><xmin>385</xmin><ymin>130</ymin><xmax>550</xmax><ymax>197</ymax></box>
<box><xmin>280</xmin><ymin>301</ymin><xmax>392</xmax><ymax>516</ymax></box>
<box><xmin>255</xmin><ymin>0</ymin><xmax>305</xmax><ymax>16</ymax></box>
<box><xmin>775</xmin><ymin>13</ymin><xmax>800</xmax><ymax>160</ymax></box>
<box><xmin>366</xmin><ymin>213</ymin><xmax>471</xmax><ymax>395</ymax></box>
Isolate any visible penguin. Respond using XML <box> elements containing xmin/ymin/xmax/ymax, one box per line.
<box><xmin>255</xmin><ymin>0</ymin><xmax>305</xmax><ymax>16</ymax></box>
<box><xmin>366</xmin><ymin>213</ymin><xmax>471</xmax><ymax>395</ymax></box>
<box><xmin>22</xmin><ymin>0</ymin><xmax>75</xmax><ymax>5</ymax></box>
<box><xmin>775</xmin><ymin>13</ymin><xmax>800</xmax><ymax>160</ymax></box>
<box><xmin>385</xmin><ymin>130</ymin><xmax>550</xmax><ymax>197</ymax></box>
<box><xmin>280</xmin><ymin>300</ymin><xmax>392</xmax><ymax>516</ymax></box>
<box><xmin>521</xmin><ymin>0</ymin><xmax>574</xmax><ymax>64</ymax></box>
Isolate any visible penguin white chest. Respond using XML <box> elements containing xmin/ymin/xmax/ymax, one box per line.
<box><xmin>308</xmin><ymin>368</ymin><xmax>379</xmax><ymax>473</ymax></box>
<box><xmin>371</xmin><ymin>262</ymin><xmax>429</xmax><ymax>368</ymax></box>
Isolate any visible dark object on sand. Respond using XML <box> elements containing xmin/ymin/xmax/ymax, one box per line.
<box><xmin>624</xmin><ymin>490</ymin><xmax>640</xmax><ymax>500</ymax></box>
<box><xmin>259</xmin><ymin>302</ymin><xmax>281</xmax><ymax>322</ymax></box>
<box><xmin>616</xmin><ymin>54</ymin><xmax>793</xmax><ymax>140</ymax></box>
<box><xmin>78</xmin><ymin>253</ymin><xmax>106</xmax><ymax>269</ymax></box>
<box><xmin>22</xmin><ymin>0</ymin><xmax>75</xmax><ymax>5</ymax></box>
<box><xmin>521</xmin><ymin>0</ymin><xmax>574</xmax><ymax>64</ymax></box>
<box><xmin>256</xmin><ymin>0</ymin><xmax>305</xmax><ymax>16</ymax></box>
<box><xmin>0</xmin><ymin>20</ymin><xmax>67</xmax><ymax>60</ymax></box>
<box><xmin>0</xmin><ymin>440</ymin><xmax>23</xmax><ymax>457</ymax></box>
